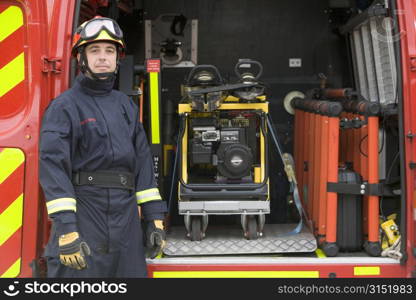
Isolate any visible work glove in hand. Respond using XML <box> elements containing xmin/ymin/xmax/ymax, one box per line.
<box><xmin>58</xmin><ymin>232</ymin><xmax>91</xmax><ymax>270</ymax></box>
<box><xmin>146</xmin><ymin>220</ymin><xmax>166</xmax><ymax>259</ymax></box>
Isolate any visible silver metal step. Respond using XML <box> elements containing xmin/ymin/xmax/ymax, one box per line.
<box><xmin>164</xmin><ymin>224</ymin><xmax>317</xmax><ymax>256</ymax></box>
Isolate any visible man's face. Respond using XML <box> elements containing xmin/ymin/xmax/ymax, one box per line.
<box><xmin>81</xmin><ymin>42</ymin><xmax>117</xmax><ymax>75</ymax></box>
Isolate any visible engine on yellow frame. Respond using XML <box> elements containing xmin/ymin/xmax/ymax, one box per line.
<box><xmin>177</xmin><ymin>60</ymin><xmax>270</xmax><ymax>241</ymax></box>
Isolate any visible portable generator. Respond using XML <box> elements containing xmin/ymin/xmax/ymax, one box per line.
<box><xmin>177</xmin><ymin>60</ymin><xmax>270</xmax><ymax>241</ymax></box>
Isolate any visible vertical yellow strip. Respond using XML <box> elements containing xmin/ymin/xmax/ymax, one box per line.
<box><xmin>182</xmin><ymin>121</ymin><xmax>188</xmax><ymax>183</ymax></box>
<box><xmin>0</xmin><ymin>6</ymin><xmax>23</xmax><ymax>42</ymax></box>
<box><xmin>260</xmin><ymin>132</ymin><xmax>265</xmax><ymax>181</ymax></box>
<box><xmin>0</xmin><ymin>258</ymin><xmax>21</xmax><ymax>278</ymax></box>
<box><xmin>254</xmin><ymin>167</ymin><xmax>261</xmax><ymax>183</ymax></box>
<box><xmin>261</xmin><ymin>106</ymin><xmax>268</xmax><ymax>182</ymax></box>
<box><xmin>149</xmin><ymin>72</ymin><xmax>160</xmax><ymax>144</ymax></box>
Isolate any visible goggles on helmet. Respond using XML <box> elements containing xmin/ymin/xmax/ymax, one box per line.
<box><xmin>79</xmin><ymin>17</ymin><xmax>123</xmax><ymax>40</ymax></box>
<box><xmin>72</xmin><ymin>17</ymin><xmax>125</xmax><ymax>57</ymax></box>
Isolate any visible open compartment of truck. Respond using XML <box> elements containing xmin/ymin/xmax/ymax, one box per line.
<box><xmin>67</xmin><ymin>0</ymin><xmax>406</xmax><ymax>276</ymax></box>
<box><xmin>2</xmin><ymin>0</ymin><xmax>414</xmax><ymax>278</ymax></box>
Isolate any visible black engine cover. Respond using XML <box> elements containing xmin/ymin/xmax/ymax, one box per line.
<box><xmin>217</xmin><ymin>143</ymin><xmax>253</xmax><ymax>179</ymax></box>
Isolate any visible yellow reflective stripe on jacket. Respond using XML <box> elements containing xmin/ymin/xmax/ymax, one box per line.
<box><xmin>46</xmin><ymin>198</ymin><xmax>76</xmax><ymax>214</ymax></box>
<box><xmin>136</xmin><ymin>188</ymin><xmax>161</xmax><ymax>204</ymax></box>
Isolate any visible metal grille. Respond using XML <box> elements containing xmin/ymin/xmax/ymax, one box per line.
<box><xmin>350</xmin><ymin>16</ymin><xmax>397</xmax><ymax>104</ymax></box>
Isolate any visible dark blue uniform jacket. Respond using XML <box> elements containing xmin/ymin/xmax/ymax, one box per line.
<box><xmin>39</xmin><ymin>74</ymin><xmax>166</xmax><ymax>277</ymax></box>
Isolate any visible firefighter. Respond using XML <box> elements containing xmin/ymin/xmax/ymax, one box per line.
<box><xmin>39</xmin><ymin>16</ymin><xmax>167</xmax><ymax>277</ymax></box>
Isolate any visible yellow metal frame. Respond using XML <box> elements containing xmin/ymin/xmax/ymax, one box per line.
<box><xmin>163</xmin><ymin>144</ymin><xmax>174</xmax><ymax>176</ymax></box>
<box><xmin>181</xmin><ymin>120</ymin><xmax>188</xmax><ymax>183</ymax></box>
<box><xmin>179</xmin><ymin>102</ymin><xmax>268</xmax><ymax>187</ymax></box>
<box><xmin>178</xmin><ymin>102</ymin><xmax>269</xmax><ymax>113</ymax></box>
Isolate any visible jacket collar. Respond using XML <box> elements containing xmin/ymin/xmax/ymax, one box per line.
<box><xmin>75</xmin><ymin>73</ymin><xmax>115</xmax><ymax>96</ymax></box>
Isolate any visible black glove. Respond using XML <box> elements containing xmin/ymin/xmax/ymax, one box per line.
<box><xmin>145</xmin><ymin>220</ymin><xmax>166</xmax><ymax>259</ymax></box>
<box><xmin>58</xmin><ymin>232</ymin><xmax>91</xmax><ymax>270</ymax></box>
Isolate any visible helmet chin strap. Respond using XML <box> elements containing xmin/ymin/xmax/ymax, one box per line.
<box><xmin>78</xmin><ymin>47</ymin><xmax>120</xmax><ymax>81</ymax></box>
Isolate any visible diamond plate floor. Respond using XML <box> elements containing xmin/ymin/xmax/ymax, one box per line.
<box><xmin>164</xmin><ymin>224</ymin><xmax>317</xmax><ymax>256</ymax></box>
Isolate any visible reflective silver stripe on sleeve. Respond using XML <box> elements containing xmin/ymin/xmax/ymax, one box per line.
<box><xmin>46</xmin><ymin>198</ymin><xmax>77</xmax><ymax>214</ymax></box>
<box><xmin>136</xmin><ymin>188</ymin><xmax>162</xmax><ymax>204</ymax></box>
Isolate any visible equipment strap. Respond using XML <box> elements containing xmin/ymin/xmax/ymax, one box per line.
<box><xmin>266</xmin><ymin>114</ymin><xmax>309</xmax><ymax>236</ymax></box>
<box><xmin>72</xmin><ymin>170</ymin><xmax>134</xmax><ymax>190</ymax></box>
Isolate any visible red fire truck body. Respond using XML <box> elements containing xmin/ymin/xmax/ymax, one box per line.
<box><xmin>0</xmin><ymin>0</ymin><xmax>414</xmax><ymax>278</ymax></box>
